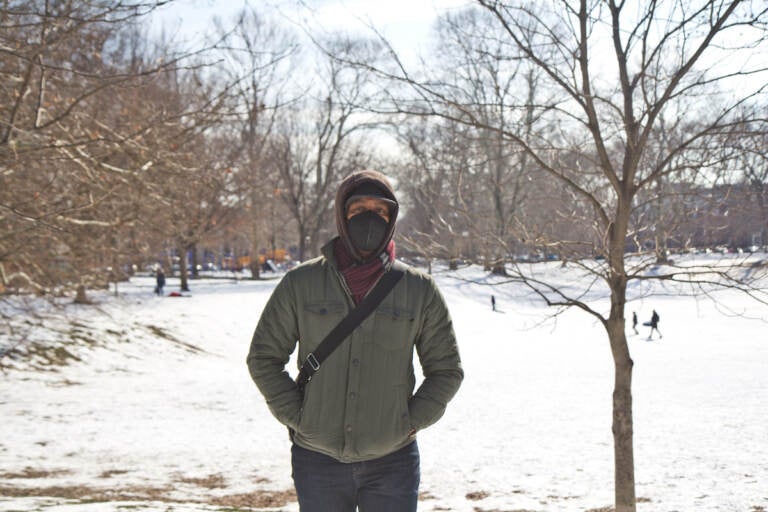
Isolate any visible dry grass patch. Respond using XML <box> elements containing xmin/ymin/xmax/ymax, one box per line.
<box><xmin>0</xmin><ymin>468</ymin><xmax>71</xmax><ymax>479</ymax></box>
<box><xmin>586</xmin><ymin>497</ymin><xmax>652</xmax><ymax>512</ymax></box>
<box><xmin>418</xmin><ymin>490</ymin><xmax>437</xmax><ymax>500</ymax></box>
<box><xmin>0</xmin><ymin>483</ymin><xmax>171</xmax><ymax>501</ymax></box>
<box><xmin>466</xmin><ymin>490</ymin><xmax>490</xmax><ymax>500</ymax></box>
<box><xmin>473</xmin><ymin>508</ymin><xmax>539</xmax><ymax>512</ymax></box>
<box><xmin>0</xmin><ymin>482</ymin><xmax>296</xmax><ymax>509</ymax></box>
<box><xmin>176</xmin><ymin>473</ymin><xmax>227</xmax><ymax>489</ymax></box>
<box><xmin>98</xmin><ymin>469</ymin><xmax>130</xmax><ymax>479</ymax></box>
<box><xmin>209</xmin><ymin>489</ymin><xmax>296</xmax><ymax>508</ymax></box>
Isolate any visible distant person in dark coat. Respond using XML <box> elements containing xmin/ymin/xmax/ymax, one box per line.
<box><xmin>491</xmin><ymin>294</ymin><xmax>496</xmax><ymax>312</ymax></box>
<box><xmin>647</xmin><ymin>309</ymin><xmax>662</xmax><ymax>340</ymax></box>
<box><xmin>631</xmin><ymin>311</ymin><xmax>638</xmax><ymax>335</ymax></box>
<box><xmin>155</xmin><ymin>268</ymin><xmax>166</xmax><ymax>296</ymax></box>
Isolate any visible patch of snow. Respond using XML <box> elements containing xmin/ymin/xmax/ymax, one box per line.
<box><xmin>1</xmin><ymin>257</ymin><xmax>767</xmax><ymax>511</ymax></box>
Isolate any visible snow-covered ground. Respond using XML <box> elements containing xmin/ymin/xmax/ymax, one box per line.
<box><xmin>1</xmin><ymin>256</ymin><xmax>767</xmax><ymax>512</ymax></box>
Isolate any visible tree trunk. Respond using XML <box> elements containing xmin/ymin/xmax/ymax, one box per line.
<box><xmin>654</xmin><ymin>177</ymin><xmax>670</xmax><ymax>264</ymax></box>
<box><xmin>179</xmin><ymin>246</ymin><xmax>190</xmax><ymax>292</ymax></box>
<box><xmin>610</xmin><ymin>323</ymin><xmax>636</xmax><ymax>512</ymax></box>
<box><xmin>249</xmin><ymin>236</ymin><xmax>261</xmax><ymax>280</ymax></box>
<box><xmin>298</xmin><ymin>226</ymin><xmax>307</xmax><ymax>263</ymax></box>
<box><xmin>491</xmin><ymin>255</ymin><xmax>507</xmax><ymax>275</ymax></box>
<box><xmin>491</xmin><ymin>264</ymin><xmax>507</xmax><ymax>275</ymax></box>
<box><xmin>73</xmin><ymin>284</ymin><xmax>89</xmax><ymax>304</ymax></box>
<box><xmin>754</xmin><ymin>181</ymin><xmax>767</xmax><ymax>248</ymax></box>
<box><xmin>654</xmin><ymin>234</ymin><xmax>670</xmax><ymax>264</ymax></box>
<box><xmin>308</xmin><ymin>221</ymin><xmax>325</xmax><ymax>260</ymax></box>
<box><xmin>249</xmin><ymin>188</ymin><xmax>262</xmax><ymax>279</ymax></box>
<box><xmin>608</xmin><ymin>203</ymin><xmax>636</xmax><ymax>512</ymax></box>
<box><xmin>191</xmin><ymin>243</ymin><xmax>199</xmax><ymax>279</ymax></box>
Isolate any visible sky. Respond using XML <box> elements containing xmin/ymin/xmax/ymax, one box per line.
<box><xmin>147</xmin><ymin>0</ymin><xmax>768</xmax><ymax>115</ymax></box>
<box><xmin>150</xmin><ymin>0</ymin><xmax>471</xmax><ymax>61</ymax></box>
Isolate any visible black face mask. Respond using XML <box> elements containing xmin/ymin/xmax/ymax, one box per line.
<box><xmin>347</xmin><ymin>210</ymin><xmax>388</xmax><ymax>254</ymax></box>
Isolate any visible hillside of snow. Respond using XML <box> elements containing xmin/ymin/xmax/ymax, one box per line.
<box><xmin>1</xmin><ymin>255</ymin><xmax>767</xmax><ymax>511</ymax></box>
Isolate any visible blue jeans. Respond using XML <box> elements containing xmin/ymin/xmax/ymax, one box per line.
<box><xmin>291</xmin><ymin>441</ymin><xmax>420</xmax><ymax>512</ymax></box>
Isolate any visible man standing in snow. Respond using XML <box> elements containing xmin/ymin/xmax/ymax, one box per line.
<box><xmin>247</xmin><ymin>170</ymin><xmax>463</xmax><ymax>512</ymax></box>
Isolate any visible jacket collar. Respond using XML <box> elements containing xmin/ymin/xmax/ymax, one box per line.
<box><xmin>321</xmin><ymin>238</ymin><xmax>341</xmax><ymax>270</ymax></box>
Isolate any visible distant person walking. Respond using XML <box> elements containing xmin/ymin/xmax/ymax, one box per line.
<box><xmin>647</xmin><ymin>309</ymin><xmax>662</xmax><ymax>340</ymax></box>
<box><xmin>491</xmin><ymin>294</ymin><xmax>496</xmax><ymax>312</ymax></box>
<box><xmin>155</xmin><ymin>267</ymin><xmax>166</xmax><ymax>296</ymax></box>
<box><xmin>631</xmin><ymin>311</ymin><xmax>638</xmax><ymax>335</ymax></box>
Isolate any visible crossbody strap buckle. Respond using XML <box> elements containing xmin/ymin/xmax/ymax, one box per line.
<box><xmin>305</xmin><ymin>353</ymin><xmax>320</xmax><ymax>372</ymax></box>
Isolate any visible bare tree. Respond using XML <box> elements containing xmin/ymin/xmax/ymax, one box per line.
<box><xmin>274</xmin><ymin>37</ymin><xmax>380</xmax><ymax>261</ymax></box>
<box><xmin>0</xmin><ymin>0</ymin><xmax>207</xmax><ymax>299</ymax></box>
<box><xmin>394</xmin><ymin>117</ymin><xmax>475</xmax><ymax>269</ymax></box>
<box><xmin>213</xmin><ymin>6</ymin><xmax>298</xmax><ymax>278</ymax></box>
<box><xmin>129</xmin><ymin>60</ymin><xmax>244</xmax><ymax>291</ymax></box>
<box><xmin>336</xmin><ymin>1</ymin><xmax>768</xmax><ymax>510</ymax></box>
<box><xmin>430</xmin><ymin>9</ymin><xmax>546</xmax><ymax>272</ymax></box>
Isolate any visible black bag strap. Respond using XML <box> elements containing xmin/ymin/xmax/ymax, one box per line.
<box><xmin>296</xmin><ymin>262</ymin><xmax>406</xmax><ymax>392</ymax></box>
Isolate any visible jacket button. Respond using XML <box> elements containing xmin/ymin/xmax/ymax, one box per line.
<box><xmin>349</xmin><ymin>392</ymin><xmax>356</xmax><ymax>400</ymax></box>
<box><xmin>346</xmin><ymin>424</ymin><xmax>352</xmax><ymax>432</ymax></box>
<box><xmin>352</xmin><ymin>358</ymin><xmax>360</xmax><ymax>367</ymax></box>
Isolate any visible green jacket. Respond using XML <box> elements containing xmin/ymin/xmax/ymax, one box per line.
<box><xmin>247</xmin><ymin>240</ymin><xmax>463</xmax><ymax>462</ymax></box>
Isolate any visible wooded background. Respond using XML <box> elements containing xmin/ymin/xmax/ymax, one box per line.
<box><xmin>1</xmin><ymin>0</ymin><xmax>766</xmax><ymax>294</ymax></box>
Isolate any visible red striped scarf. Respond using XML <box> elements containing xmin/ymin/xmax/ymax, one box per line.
<box><xmin>334</xmin><ymin>238</ymin><xmax>396</xmax><ymax>305</ymax></box>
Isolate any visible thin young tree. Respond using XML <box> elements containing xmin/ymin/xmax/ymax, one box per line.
<box><xmin>274</xmin><ymin>36</ymin><xmax>380</xmax><ymax>261</ymax></box>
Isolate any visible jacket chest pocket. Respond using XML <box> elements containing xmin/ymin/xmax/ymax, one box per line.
<box><xmin>301</xmin><ymin>301</ymin><xmax>347</xmax><ymax>350</ymax></box>
<box><xmin>370</xmin><ymin>306</ymin><xmax>416</xmax><ymax>351</ymax></box>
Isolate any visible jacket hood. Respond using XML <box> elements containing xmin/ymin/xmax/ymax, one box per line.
<box><xmin>335</xmin><ymin>170</ymin><xmax>399</xmax><ymax>262</ymax></box>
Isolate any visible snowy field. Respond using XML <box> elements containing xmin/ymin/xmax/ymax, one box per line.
<box><xmin>1</xmin><ymin>256</ymin><xmax>767</xmax><ymax>512</ymax></box>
